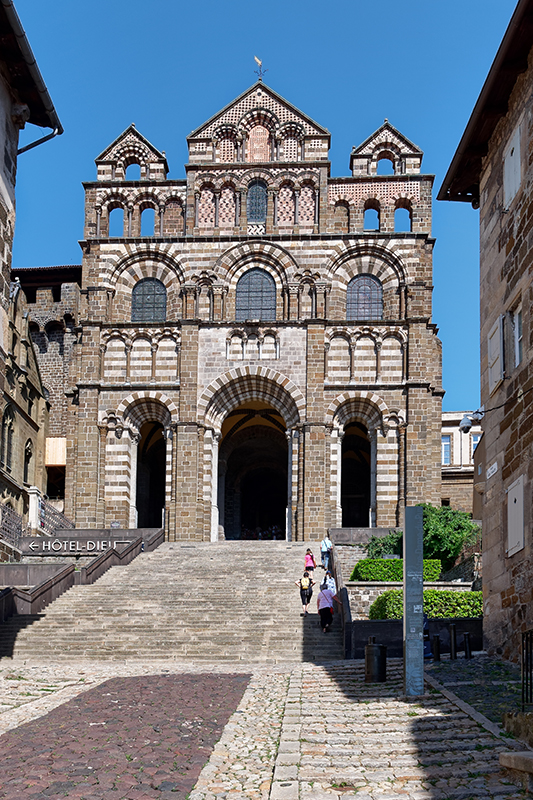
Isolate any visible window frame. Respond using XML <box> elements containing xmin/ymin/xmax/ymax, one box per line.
<box><xmin>235</xmin><ymin>268</ymin><xmax>276</xmax><ymax>322</ymax></box>
<box><xmin>346</xmin><ymin>274</ymin><xmax>383</xmax><ymax>321</ymax></box>
<box><xmin>131</xmin><ymin>278</ymin><xmax>167</xmax><ymax>324</ymax></box>
<box><xmin>441</xmin><ymin>434</ymin><xmax>451</xmax><ymax>466</ymax></box>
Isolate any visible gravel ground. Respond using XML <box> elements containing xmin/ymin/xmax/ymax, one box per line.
<box><xmin>425</xmin><ymin>654</ymin><xmax>523</xmax><ymax>725</ymax></box>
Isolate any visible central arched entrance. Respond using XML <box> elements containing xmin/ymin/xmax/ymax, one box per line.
<box><xmin>136</xmin><ymin>421</ymin><xmax>166</xmax><ymax>528</ymax></box>
<box><xmin>219</xmin><ymin>402</ymin><xmax>287</xmax><ymax>539</ymax></box>
<box><xmin>341</xmin><ymin>421</ymin><xmax>371</xmax><ymax>527</ymax></box>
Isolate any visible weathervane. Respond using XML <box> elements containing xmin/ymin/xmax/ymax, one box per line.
<box><xmin>254</xmin><ymin>56</ymin><xmax>268</xmax><ymax>82</ymax></box>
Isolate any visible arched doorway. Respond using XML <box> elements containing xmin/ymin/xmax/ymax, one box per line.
<box><xmin>136</xmin><ymin>421</ymin><xmax>166</xmax><ymax>528</ymax></box>
<box><xmin>341</xmin><ymin>422</ymin><xmax>371</xmax><ymax>527</ymax></box>
<box><xmin>219</xmin><ymin>402</ymin><xmax>287</xmax><ymax>539</ymax></box>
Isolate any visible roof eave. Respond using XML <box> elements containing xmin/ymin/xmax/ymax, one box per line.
<box><xmin>438</xmin><ymin>0</ymin><xmax>533</xmax><ymax>203</ymax></box>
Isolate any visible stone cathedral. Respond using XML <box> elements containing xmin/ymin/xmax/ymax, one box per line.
<box><xmin>16</xmin><ymin>82</ymin><xmax>443</xmax><ymax>541</ymax></box>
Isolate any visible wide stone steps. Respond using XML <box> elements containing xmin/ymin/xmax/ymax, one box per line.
<box><xmin>1</xmin><ymin>541</ymin><xmax>343</xmax><ymax>663</ymax></box>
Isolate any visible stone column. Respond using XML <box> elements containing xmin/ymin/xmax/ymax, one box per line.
<box><xmin>95</xmin><ymin>206</ymin><xmax>101</xmax><ymax>237</ymax></box>
<box><xmin>334</xmin><ymin>427</ymin><xmax>344</xmax><ymax>527</ymax></box>
<box><xmin>218</xmin><ymin>458</ymin><xmax>227</xmax><ymax>537</ymax></box>
<box><xmin>397</xmin><ymin>422</ymin><xmax>407</xmax><ymax>529</ymax></box>
<box><xmin>368</xmin><ymin>427</ymin><xmax>378</xmax><ymax>527</ymax></box>
<box><xmin>210</xmin><ymin>432</ymin><xmax>220</xmax><ymax>542</ymax></box>
<box><xmin>128</xmin><ymin>429</ymin><xmax>140</xmax><ymax>529</ymax></box>
<box><xmin>151</xmin><ymin>342</ymin><xmax>158</xmax><ymax>382</ymax></box>
<box><xmin>127</xmin><ymin>205</ymin><xmax>133</xmax><ymax>237</ymax></box>
<box><xmin>163</xmin><ymin>425</ymin><xmax>175</xmax><ymax>538</ymax></box>
<box><xmin>194</xmin><ymin>192</ymin><xmax>199</xmax><ymax>229</ymax></box>
<box><xmin>286</xmin><ymin>430</ymin><xmax>293</xmax><ymax>541</ymax></box>
<box><xmin>125</xmin><ymin>339</ymin><xmax>132</xmax><ymax>382</ymax></box>
<box><xmin>159</xmin><ymin>204</ymin><xmax>165</xmax><ymax>236</ymax></box>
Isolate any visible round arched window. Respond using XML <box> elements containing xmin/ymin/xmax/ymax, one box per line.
<box><xmin>132</xmin><ymin>278</ymin><xmax>167</xmax><ymax>323</ymax></box>
<box><xmin>347</xmin><ymin>275</ymin><xmax>383</xmax><ymax>320</ymax></box>
<box><xmin>247</xmin><ymin>180</ymin><xmax>268</xmax><ymax>223</ymax></box>
<box><xmin>235</xmin><ymin>268</ymin><xmax>276</xmax><ymax>321</ymax></box>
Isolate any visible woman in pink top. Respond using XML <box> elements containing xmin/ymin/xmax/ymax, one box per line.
<box><xmin>317</xmin><ymin>586</ymin><xmax>338</xmax><ymax>633</ymax></box>
<box><xmin>304</xmin><ymin>548</ymin><xmax>316</xmax><ymax>574</ymax></box>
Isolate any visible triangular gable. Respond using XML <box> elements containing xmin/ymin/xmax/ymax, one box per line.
<box><xmin>188</xmin><ymin>82</ymin><xmax>330</xmax><ymax>140</ymax></box>
<box><xmin>351</xmin><ymin>121</ymin><xmax>422</xmax><ymax>157</ymax></box>
<box><xmin>95</xmin><ymin>124</ymin><xmax>166</xmax><ymax>163</ymax></box>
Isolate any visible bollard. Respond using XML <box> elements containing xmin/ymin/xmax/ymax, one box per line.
<box><xmin>464</xmin><ymin>631</ymin><xmax>472</xmax><ymax>659</ymax></box>
<box><xmin>449</xmin><ymin>623</ymin><xmax>457</xmax><ymax>660</ymax></box>
<box><xmin>432</xmin><ymin>634</ymin><xmax>441</xmax><ymax>661</ymax></box>
<box><xmin>365</xmin><ymin>638</ymin><xmax>387</xmax><ymax>683</ymax></box>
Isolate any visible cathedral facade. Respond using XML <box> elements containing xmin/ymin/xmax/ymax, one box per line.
<box><xmin>18</xmin><ymin>83</ymin><xmax>443</xmax><ymax>541</ymax></box>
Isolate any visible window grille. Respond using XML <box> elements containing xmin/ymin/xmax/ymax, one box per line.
<box><xmin>236</xmin><ymin>268</ymin><xmax>275</xmax><ymax>321</ymax></box>
<box><xmin>247</xmin><ymin>180</ymin><xmax>267</xmax><ymax>223</ymax></box>
<box><xmin>132</xmin><ymin>278</ymin><xmax>167</xmax><ymax>323</ymax></box>
<box><xmin>347</xmin><ymin>275</ymin><xmax>383</xmax><ymax>320</ymax></box>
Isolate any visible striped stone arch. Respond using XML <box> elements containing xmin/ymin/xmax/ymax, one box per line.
<box><xmin>215</xmin><ymin>241</ymin><xmax>298</xmax><ymax>286</ymax></box>
<box><xmin>199</xmin><ymin>367</ymin><xmax>305</xmax><ymax>430</ymax></box>
<box><xmin>104</xmin><ymin>245</ymin><xmax>185</xmax><ymax>289</ymax></box>
<box><xmin>115</xmin><ymin>391</ymin><xmax>178</xmax><ymax>430</ymax></box>
<box><xmin>326</xmin><ymin>391</ymin><xmax>389</xmax><ymax>431</ymax></box>
<box><xmin>323</xmin><ymin>241</ymin><xmax>407</xmax><ymax>286</ymax></box>
<box><xmin>239</xmin><ymin>108</ymin><xmax>279</xmax><ymax>133</ymax></box>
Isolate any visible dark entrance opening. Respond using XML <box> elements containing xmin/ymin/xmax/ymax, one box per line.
<box><xmin>341</xmin><ymin>421</ymin><xmax>371</xmax><ymax>527</ymax></box>
<box><xmin>136</xmin><ymin>421</ymin><xmax>166</xmax><ymax>528</ymax></box>
<box><xmin>220</xmin><ymin>403</ymin><xmax>287</xmax><ymax>539</ymax></box>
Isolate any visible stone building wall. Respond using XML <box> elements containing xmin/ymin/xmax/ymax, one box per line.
<box><xmin>477</xmin><ymin>48</ymin><xmax>533</xmax><ymax>660</ymax></box>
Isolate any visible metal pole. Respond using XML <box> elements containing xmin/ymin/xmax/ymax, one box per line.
<box><xmin>432</xmin><ymin>634</ymin><xmax>440</xmax><ymax>661</ymax></box>
<box><xmin>449</xmin><ymin>623</ymin><xmax>457</xmax><ymax>660</ymax></box>
<box><xmin>403</xmin><ymin>506</ymin><xmax>424</xmax><ymax>696</ymax></box>
<box><xmin>464</xmin><ymin>631</ymin><xmax>472</xmax><ymax>659</ymax></box>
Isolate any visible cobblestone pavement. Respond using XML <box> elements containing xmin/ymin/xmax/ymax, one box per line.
<box><xmin>0</xmin><ymin>657</ymin><xmax>529</xmax><ymax>799</ymax></box>
<box><xmin>425</xmin><ymin>655</ymin><xmax>522</xmax><ymax>725</ymax></box>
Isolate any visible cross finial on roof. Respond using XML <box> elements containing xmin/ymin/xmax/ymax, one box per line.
<box><xmin>254</xmin><ymin>56</ymin><xmax>268</xmax><ymax>82</ymax></box>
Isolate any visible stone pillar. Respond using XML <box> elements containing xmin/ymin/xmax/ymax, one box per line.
<box><xmin>286</xmin><ymin>430</ymin><xmax>293</xmax><ymax>541</ymax></box>
<box><xmin>397</xmin><ymin>423</ymin><xmax>407</xmax><ymax>529</ymax></box>
<box><xmin>128</xmin><ymin>429</ymin><xmax>140</xmax><ymax>529</ymax></box>
<box><xmin>334</xmin><ymin>427</ymin><xmax>344</xmax><ymax>527</ymax></box>
<box><xmin>163</xmin><ymin>425</ymin><xmax>175</xmax><ymax>539</ymax></box>
<box><xmin>95</xmin><ymin>206</ymin><xmax>101</xmax><ymax>237</ymax></box>
<box><xmin>158</xmin><ymin>204</ymin><xmax>165</xmax><ymax>236</ymax></box>
<box><xmin>27</xmin><ymin>486</ymin><xmax>41</xmax><ymax>533</ymax></box>
<box><xmin>369</xmin><ymin>427</ymin><xmax>377</xmax><ymax>527</ymax></box>
<box><xmin>210</xmin><ymin>431</ymin><xmax>220</xmax><ymax>542</ymax></box>
<box><xmin>151</xmin><ymin>342</ymin><xmax>157</xmax><ymax>381</ymax></box>
<box><xmin>218</xmin><ymin>458</ymin><xmax>227</xmax><ymax>537</ymax></box>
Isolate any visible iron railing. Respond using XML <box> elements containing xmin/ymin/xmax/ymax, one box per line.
<box><xmin>522</xmin><ymin>629</ymin><xmax>533</xmax><ymax>711</ymax></box>
<box><xmin>0</xmin><ymin>503</ymin><xmax>26</xmax><ymax>549</ymax></box>
<box><xmin>37</xmin><ymin>498</ymin><xmax>74</xmax><ymax>536</ymax></box>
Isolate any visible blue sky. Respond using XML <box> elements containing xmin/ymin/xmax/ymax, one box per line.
<box><xmin>13</xmin><ymin>0</ymin><xmax>518</xmax><ymax>411</ymax></box>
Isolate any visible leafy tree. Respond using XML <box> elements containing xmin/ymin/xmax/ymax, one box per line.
<box><xmin>364</xmin><ymin>505</ymin><xmax>480</xmax><ymax>572</ymax></box>
<box><xmin>419</xmin><ymin>504</ymin><xmax>480</xmax><ymax>571</ymax></box>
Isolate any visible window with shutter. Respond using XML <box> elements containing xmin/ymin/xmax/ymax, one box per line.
<box><xmin>488</xmin><ymin>316</ymin><xmax>504</xmax><ymax>395</ymax></box>
<box><xmin>507</xmin><ymin>475</ymin><xmax>524</xmax><ymax>556</ymax></box>
<box><xmin>504</xmin><ymin>126</ymin><xmax>521</xmax><ymax>208</ymax></box>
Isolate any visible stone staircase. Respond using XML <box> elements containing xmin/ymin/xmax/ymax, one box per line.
<box><xmin>0</xmin><ymin>541</ymin><xmax>344</xmax><ymax>663</ymax></box>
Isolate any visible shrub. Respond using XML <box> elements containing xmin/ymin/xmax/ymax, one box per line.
<box><xmin>349</xmin><ymin>559</ymin><xmax>441</xmax><ymax>582</ymax></box>
<box><xmin>364</xmin><ymin>505</ymin><xmax>481</xmax><ymax>572</ymax></box>
<box><xmin>366</xmin><ymin>529</ymin><xmax>403</xmax><ymax>559</ymax></box>
<box><xmin>368</xmin><ymin>589</ymin><xmax>483</xmax><ymax>620</ymax></box>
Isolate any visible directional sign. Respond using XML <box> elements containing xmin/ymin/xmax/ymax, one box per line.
<box><xmin>20</xmin><ymin>537</ymin><xmax>133</xmax><ymax>556</ymax></box>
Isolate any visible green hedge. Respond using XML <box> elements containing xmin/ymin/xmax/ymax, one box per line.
<box><xmin>349</xmin><ymin>559</ymin><xmax>442</xmax><ymax>582</ymax></box>
<box><xmin>368</xmin><ymin>589</ymin><xmax>483</xmax><ymax>620</ymax></box>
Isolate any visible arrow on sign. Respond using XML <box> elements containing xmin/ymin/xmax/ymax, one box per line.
<box><xmin>28</xmin><ymin>541</ymin><xmax>39</xmax><ymax>551</ymax></box>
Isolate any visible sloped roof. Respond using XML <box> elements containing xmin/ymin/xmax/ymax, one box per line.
<box><xmin>0</xmin><ymin>0</ymin><xmax>61</xmax><ymax>131</ymax></box>
<box><xmin>95</xmin><ymin>124</ymin><xmax>167</xmax><ymax>165</ymax></box>
<box><xmin>350</xmin><ymin>121</ymin><xmax>422</xmax><ymax>168</ymax></box>
<box><xmin>187</xmin><ymin>81</ymin><xmax>330</xmax><ymax>139</ymax></box>
<box><xmin>438</xmin><ymin>0</ymin><xmax>533</xmax><ymax>204</ymax></box>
